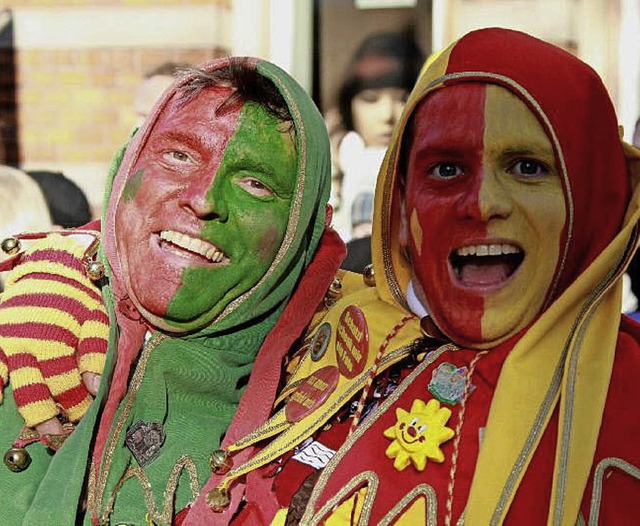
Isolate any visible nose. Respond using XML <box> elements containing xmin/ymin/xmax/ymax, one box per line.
<box><xmin>378</xmin><ymin>94</ymin><xmax>397</xmax><ymax>124</ymax></box>
<box><xmin>456</xmin><ymin>169</ymin><xmax>512</xmax><ymax>222</ymax></box>
<box><xmin>179</xmin><ymin>172</ymin><xmax>228</xmax><ymax>221</ymax></box>
<box><xmin>407</xmin><ymin>426</ymin><xmax>417</xmax><ymax>438</ymax></box>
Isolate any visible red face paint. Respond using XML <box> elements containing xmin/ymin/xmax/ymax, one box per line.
<box><xmin>404</xmin><ymin>84</ymin><xmax>565</xmax><ymax>348</ymax></box>
<box><xmin>115</xmin><ymin>86</ymin><xmax>242</xmax><ymax>323</ymax></box>
<box><xmin>404</xmin><ymin>84</ymin><xmax>486</xmax><ymax>344</ymax></box>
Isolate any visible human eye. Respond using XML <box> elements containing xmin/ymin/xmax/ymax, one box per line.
<box><xmin>357</xmin><ymin>89</ymin><xmax>382</xmax><ymax>104</ymax></box>
<box><xmin>236</xmin><ymin>176</ymin><xmax>274</xmax><ymax>198</ymax></box>
<box><xmin>509</xmin><ymin>159</ymin><xmax>549</xmax><ymax>177</ymax></box>
<box><xmin>429</xmin><ymin>163</ymin><xmax>464</xmax><ymax>179</ymax></box>
<box><xmin>162</xmin><ymin>150</ymin><xmax>194</xmax><ymax>165</ymax></box>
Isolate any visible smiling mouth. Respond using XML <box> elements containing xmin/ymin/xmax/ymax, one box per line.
<box><xmin>400</xmin><ymin>430</ymin><xmax>422</xmax><ymax>445</ymax></box>
<box><xmin>159</xmin><ymin>230</ymin><xmax>228</xmax><ymax>264</ymax></box>
<box><xmin>450</xmin><ymin>243</ymin><xmax>524</xmax><ymax>287</ymax></box>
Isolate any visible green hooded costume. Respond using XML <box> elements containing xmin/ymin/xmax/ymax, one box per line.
<box><xmin>0</xmin><ymin>57</ymin><xmax>340</xmax><ymax>525</ymax></box>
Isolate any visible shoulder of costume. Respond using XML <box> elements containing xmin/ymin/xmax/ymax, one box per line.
<box><xmin>215</xmin><ymin>273</ymin><xmax>425</xmax><ymax>486</ymax></box>
<box><xmin>0</xmin><ymin>226</ymin><xmax>102</xmax><ymax>275</ymax></box>
<box><xmin>277</xmin><ymin>273</ymin><xmax>422</xmax><ymax>407</ymax></box>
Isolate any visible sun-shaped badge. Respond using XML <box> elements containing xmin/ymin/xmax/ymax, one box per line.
<box><xmin>383</xmin><ymin>398</ymin><xmax>455</xmax><ymax>471</ymax></box>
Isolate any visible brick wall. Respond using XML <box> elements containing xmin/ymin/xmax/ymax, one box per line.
<box><xmin>1</xmin><ymin>1</ymin><xmax>233</xmax><ymax>215</ymax></box>
<box><xmin>18</xmin><ymin>47</ymin><xmax>222</xmax><ymax>164</ymax></box>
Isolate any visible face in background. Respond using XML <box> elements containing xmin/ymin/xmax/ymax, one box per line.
<box><xmin>401</xmin><ymin>83</ymin><xmax>566</xmax><ymax>349</ymax></box>
<box><xmin>115</xmin><ymin>85</ymin><xmax>297</xmax><ymax>332</ymax></box>
<box><xmin>351</xmin><ymin>87</ymin><xmax>408</xmax><ymax>148</ymax></box>
<box><xmin>134</xmin><ymin>74</ymin><xmax>175</xmax><ymax>123</ymax></box>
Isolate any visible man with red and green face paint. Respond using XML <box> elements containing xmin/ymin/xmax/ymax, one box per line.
<box><xmin>194</xmin><ymin>30</ymin><xmax>640</xmax><ymax>525</ymax></box>
<box><xmin>0</xmin><ymin>58</ymin><xmax>345</xmax><ymax>525</ymax></box>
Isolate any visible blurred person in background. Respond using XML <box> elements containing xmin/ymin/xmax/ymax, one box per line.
<box><xmin>133</xmin><ymin>61</ymin><xmax>192</xmax><ymax>123</ymax></box>
<box><xmin>330</xmin><ymin>31</ymin><xmax>424</xmax><ymax>241</ymax></box>
<box><xmin>341</xmin><ymin>191</ymin><xmax>373</xmax><ymax>273</ymax></box>
<box><xmin>26</xmin><ymin>170</ymin><xmax>91</xmax><ymax>229</ymax></box>
<box><xmin>0</xmin><ymin>165</ymin><xmax>53</xmax><ymax>291</ymax></box>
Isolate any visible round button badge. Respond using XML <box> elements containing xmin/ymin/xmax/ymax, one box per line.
<box><xmin>335</xmin><ymin>305</ymin><xmax>369</xmax><ymax>379</ymax></box>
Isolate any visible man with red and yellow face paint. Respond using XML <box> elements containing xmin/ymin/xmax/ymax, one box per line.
<box><xmin>0</xmin><ymin>58</ymin><xmax>345</xmax><ymax>525</ymax></box>
<box><xmin>192</xmin><ymin>29</ymin><xmax>640</xmax><ymax>525</ymax></box>
<box><xmin>402</xmin><ymin>83</ymin><xmax>566</xmax><ymax>348</ymax></box>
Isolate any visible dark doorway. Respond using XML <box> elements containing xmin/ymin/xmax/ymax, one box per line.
<box><xmin>0</xmin><ymin>10</ymin><xmax>19</xmax><ymax>166</ymax></box>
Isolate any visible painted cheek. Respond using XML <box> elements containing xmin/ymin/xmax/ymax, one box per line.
<box><xmin>122</xmin><ymin>168</ymin><xmax>145</xmax><ymax>204</ymax></box>
<box><xmin>258</xmin><ymin>224</ymin><xmax>281</xmax><ymax>261</ymax></box>
<box><xmin>410</xmin><ymin>196</ymin><xmax>485</xmax><ymax>343</ymax></box>
<box><xmin>405</xmin><ymin>85</ymin><xmax>488</xmax><ymax>343</ymax></box>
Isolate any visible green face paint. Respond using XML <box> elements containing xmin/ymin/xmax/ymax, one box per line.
<box><xmin>115</xmin><ymin>85</ymin><xmax>297</xmax><ymax>332</ymax></box>
<box><xmin>166</xmin><ymin>102</ymin><xmax>296</xmax><ymax>329</ymax></box>
<box><xmin>123</xmin><ymin>168</ymin><xmax>144</xmax><ymax>204</ymax></box>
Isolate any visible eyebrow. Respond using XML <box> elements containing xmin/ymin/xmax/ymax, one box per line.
<box><xmin>501</xmin><ymin>145</ymin><xmax>556</xmax><ymax>162</ymax></box>
<box><xmin>409</xmin><ymin>144</ymin><xmax>479</xmax><ymax>159</ymax></box>
<box><xmin>153</xmin><ymin>130</ymin><xmax>206</xmax><ymax>150</ymax></box>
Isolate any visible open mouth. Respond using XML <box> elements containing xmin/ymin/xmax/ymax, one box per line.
<box><xmin>159</xmin><ymin>230</ymin><xmax>228</xmax><ymax>264</ymax></box>
<box><xmin>450</xmin><ymin>243</ymin><xmax>524</xmax><ymax>287</ymax></box>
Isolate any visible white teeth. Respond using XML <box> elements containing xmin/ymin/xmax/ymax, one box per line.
<box><xmin>501</xmin><ymin>244</ymin><xmax>519</xmax><ymax>254</ymax></box>
<box><xmin>455</xmin><ymin>243</ymin><xmax>521</xmax><ymax>257</ymax></box>
<box><xmin>159</xmin><ymin>230</ymin><xmax>226</xmax><ymax>263</ymax></box>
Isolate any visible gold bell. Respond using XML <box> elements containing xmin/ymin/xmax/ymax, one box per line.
<box><xmin>85</xmin><ymin>260</ymin><xmax>105</xmax><ymax>281</ymax></box>
<box><xmin>4</xmin><ymin>447</ymin><xmax>31</xmax><ymax>472</ymax></box>
<box><xmin>363</xmin><ymin>264</ymin><xmax>375</xmax><ymax>287</ymax></box>
<box><xmin>324</xmin><ymin>277</ymin><xmax>343</xmax><ymax>307</ymax></box>
<box><xmin>206</xmin><ymin>486</ymin><xmax>231</xmax><ymax>513</ymax></box>
<box><xmin>1</xmin><ymin>236</ymin><xmax>20</xmax><ymax>255</ymax></box>
<box><xmin>209</xmin><ymin>449</ymin><xmax>233</xmax><ymax>475</ymax></box>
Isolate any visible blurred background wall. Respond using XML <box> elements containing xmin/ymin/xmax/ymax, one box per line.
<box><xmin>0</xmin><ymin>0</ymin><xmax>637</xmax><ymax>219</ymax></box>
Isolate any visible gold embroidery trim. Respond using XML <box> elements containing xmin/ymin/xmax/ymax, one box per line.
<box><xmin>588</xmin><ymin>457</ymin><xmax>640</xmax><ymax>526</ymax></box>
<box><xmin>308</xmin><ymin>471</ymin><xmax>379</xmax><ymax>526</ymax></box>
<box><xmin>102</xmin><ymin>455</ymin><xmax>199</xmax><ymax>526</ymax></box>
<box><xmin>301</xmin><ymin>343</ymin><xmax>457</xmax><ymax>523</ymax></box>
<box><xmin>378</xmin><ymin>483</ymin><xmax>438</xmax><ymax>526</ymax></box>
<box><xmin>88</xmin><ymin>332</ymin><xmax>168</xmax><ymax>523</ymax></box>
<box><xmin>221</xmin><ymin>342</ymin><xmax>428</xmax><ymax>483</ymax></box>
<box><xmin>552</xmin><ymin>242</ymin><xmax>633</xmax><ymax>524</ymax></box>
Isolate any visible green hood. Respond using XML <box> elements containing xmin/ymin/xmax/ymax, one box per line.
<box><xmin>16</xmin><ymin>58</ymin><xmax>331</xmax><ymax>526</ymax></box>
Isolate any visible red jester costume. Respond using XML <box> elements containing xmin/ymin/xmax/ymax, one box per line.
<box><xmin>193</xmin><ymin>29</ymin><xmax>640</xmax><ymax>525</ymax></box>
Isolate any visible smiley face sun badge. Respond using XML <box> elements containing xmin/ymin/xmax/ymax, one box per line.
<box><xmin>383</xmin><ymin>398</ymin><xmax>455</xmax><ymax>471</ymax></box>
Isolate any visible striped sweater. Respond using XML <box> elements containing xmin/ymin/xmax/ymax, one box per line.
<box><xmin>0</xmin><ymin>233</ymin><xmax>108</xmax><ymax>427</ymax></box>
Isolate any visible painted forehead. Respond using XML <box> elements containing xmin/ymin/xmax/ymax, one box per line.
<box><xmin>404</xmin><ymin>83</ymin><xmax>559</xmax><ymax>174</ymax></box>
<box><xmin>155</xmin><ymin>84</ymin><xmax>241</xmax><ymax>130</ymax></box>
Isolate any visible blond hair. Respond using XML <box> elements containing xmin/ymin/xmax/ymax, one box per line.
<box><xmin>0</xmin><ymin>165</ymin><xmax>53</xmax><ymax>241</ymax></box>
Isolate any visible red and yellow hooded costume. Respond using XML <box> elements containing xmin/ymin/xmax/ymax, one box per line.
<box><xmin>202</xmin><ymin>28</ymin><xmax>640</xmax><ymax>525</ymax></box>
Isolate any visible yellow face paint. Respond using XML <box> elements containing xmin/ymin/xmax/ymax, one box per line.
<box><xmin>479</xmin><ymin>85</ymin><xmax>566</xmax><ymax>343</ymax></box>
<box><xmin>409</xmin><ymin>208</ymin><xmax>423</xmax><ymax>257</ymax></box>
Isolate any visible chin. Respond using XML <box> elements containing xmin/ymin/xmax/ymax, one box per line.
<box><xmin>439</xmin><ymin>318</ymin><xmax>524</xmax><ymax>350</ymax></box>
